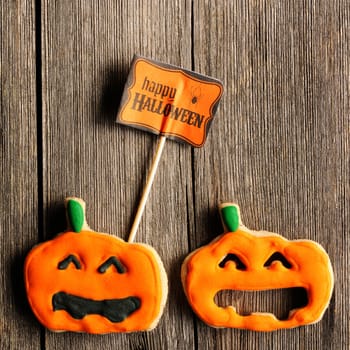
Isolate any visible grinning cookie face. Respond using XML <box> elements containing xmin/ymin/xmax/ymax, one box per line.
<box><xmin>24</xmin><ymin>198</ymin><xmax>167</xmax><ymax>334</ymax></box>
<box><xmin>181</xmin><ymin>204</ymin><xmax>334</xmax><ymax>331</ymax></box>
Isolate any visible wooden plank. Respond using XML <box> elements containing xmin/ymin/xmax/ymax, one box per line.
<box><xmin>41</xmin><ymin>0</ymin><xmax>194</xmax><ymax>348</ymax></box>
<box><xmin>3</xmin><ymin>0</ymin><xmax>346</xmax><ymax>348</ymax></box>
<box><xmin>0</xmin><ymin>0</ymin><xmax>41</xmax><ymax>349</ymax></box>
<box><xmin>191</xmin><ymin>0</ymin><xmax>349</xmax><ymax>349</ymax></box>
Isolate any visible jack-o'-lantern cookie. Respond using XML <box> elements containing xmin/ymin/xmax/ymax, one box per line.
<box><xmin>24</xmin><ymin>198</ymin><xmax>167</xmax><ymax>334</ymax></box>
<box><xmin>181</xmin><ymin>203</ymin><xmax>334</xmax><ymax>331</ymax></box>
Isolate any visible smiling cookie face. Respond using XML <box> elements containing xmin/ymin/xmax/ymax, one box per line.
<box><xmin>181</xmin><ymin>204</ymin><xmax>334</xmax><ymax>331</ymax></box>
<box><xmin>24</xmin><ymin>198</ymin><xmax>167</xmax><ymax>334</ymax></box>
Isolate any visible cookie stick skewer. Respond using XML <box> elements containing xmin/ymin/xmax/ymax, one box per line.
<box><xmin>128</xmin><ymin>135</ymin><xmax>166</xmax><ymax>242</ymax></box>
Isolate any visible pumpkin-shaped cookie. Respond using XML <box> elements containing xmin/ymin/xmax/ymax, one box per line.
<box><xmin>24</xmin><ymin>198</ymin><xmax>167</xmax><ymax>333</ymax></box>
<box><xmin>181</xmin><ymin>204</ymin><xmax>334</xmax><ymax>331</ymax></box>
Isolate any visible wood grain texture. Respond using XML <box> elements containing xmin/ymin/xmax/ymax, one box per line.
<box><xmin>192</xmin><ymin>0</ymin><xmax>349</xmax><ymax>349</ymax></box>
<box><xmin>41</xmin><ymin>0</ymin><xmax>194</xmax><ymax>349</ymax></box>
<box><xmin>1</xmin><ymin>0</ymin><xmax>349</xmax><ymax>349</ymax></box>
<box><xmin>0</xmin><ymin>0</ymin><xmax>40</xmax><ymax>349</ymax></box>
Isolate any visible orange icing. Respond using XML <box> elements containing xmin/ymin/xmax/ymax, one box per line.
<box><xmin>24</xmin><ymin>199</ymin><xmax>167</xmax><ymax>334</ymax></box>
<box><xmin>182</xmin><ymin>205</ymin><xmax>334</xmax><ymax>331</ymax></box>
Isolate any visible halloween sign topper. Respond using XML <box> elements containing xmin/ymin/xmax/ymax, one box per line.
<box><xmin>24</xmin><ymin>198</ymin><xmax>168</xmax><ymax>334</ymax></box>
<box><xmin>116</xmin><ymin>56</ymin><xmax>223</xmax><ymax>243</ymax></box>
<box><xmin>117</xmin><ymin>56</ymin><xmax>223</xmax><ymax>147</ymax></box>
<box><xmin>181</xmin><ymin>204</ymin><xmax>334</xmax><ymax>331</ymax></box>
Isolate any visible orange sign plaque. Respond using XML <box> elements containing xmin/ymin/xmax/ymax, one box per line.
<box><xmin>117</xmin><ymin>56</ymin><xmax>223</xmax><ymax>147</ymax></box>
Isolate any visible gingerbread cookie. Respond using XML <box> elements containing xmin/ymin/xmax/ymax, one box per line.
<box><xmin>181</xmin><ymin>203</ymin><xmax>334</xmax><ymax>331</ymax></box>
<box><xmin>24</xmin><ymin>198</ymin><xmax>168</xmax><ymax>333</ymax></box>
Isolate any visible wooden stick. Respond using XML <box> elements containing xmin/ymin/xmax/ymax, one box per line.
<box><xmin>128</xmin><ymin>135</ymin><xmax>167</xmax><ymax>242</ymax></box>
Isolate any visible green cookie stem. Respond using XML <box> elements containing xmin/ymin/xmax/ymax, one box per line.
<box><xmin>67</xmin><ymin>199</ymin><xmax>85</xmax><ymax>233</ymax></box>
<box><xmin>220</xmin><ymin>204</ymin><xmax>240</xmax><ymax>232</ymax></box>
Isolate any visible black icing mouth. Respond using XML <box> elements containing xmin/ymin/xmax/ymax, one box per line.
<box><xmin>52</xmin><ymin>292</ymin><xmax>141</xmax><ymax>323</ymax></box>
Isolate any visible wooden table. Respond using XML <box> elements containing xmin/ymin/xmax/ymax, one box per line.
<box><xmin>1</xmin><ymin>1</ymin><xmax>349</xmax><ymax>349</ymax></box>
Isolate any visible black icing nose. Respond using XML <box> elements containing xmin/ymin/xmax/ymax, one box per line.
<box><xmin>52</xmin><ymin>292</ymin><xmax>141</xmax><ymax>322</ymax></box>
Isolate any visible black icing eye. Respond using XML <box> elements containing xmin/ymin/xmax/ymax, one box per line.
<box><xmin>98</xmin><ymin>256</ymin><xmax>126</xmax><ymax>274</ymax></box>
<box><xmin>219</xmin><ymin>254</ymin><xmax>247</xmax><ymax>270</ymax></box>
<box><xmin>58</xmin><ymin>255</ymin><xmax>82</xmax><ymax>270</ymax></box>
<box><xmin>264</xmin><ymin>252</ymin><xmax>292</xmax><ymax>269</ymax></box>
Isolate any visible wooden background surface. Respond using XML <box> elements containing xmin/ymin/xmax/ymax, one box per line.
<box><xmin>1</xmin><ymin>0</ymin><xmax>349</xmax><ymax>349</ymax></box>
